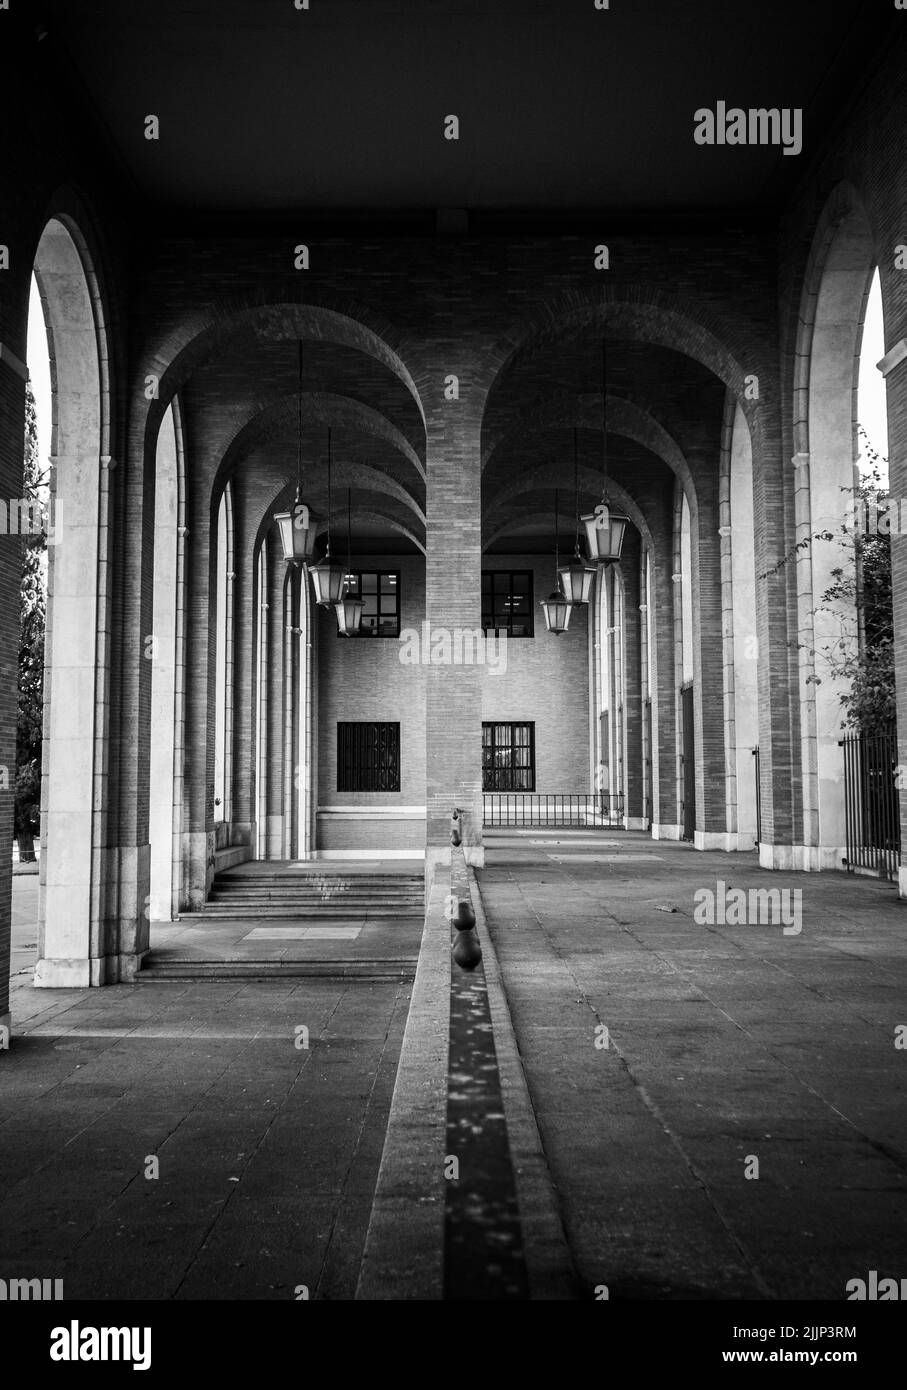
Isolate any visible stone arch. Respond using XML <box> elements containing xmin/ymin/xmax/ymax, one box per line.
<box><xmin>480</xmin><ymin>289</ymin><xmax>757</xmax><ymax>429</ymax></box>
<box><xmin>31</xmin><ymin>213</ymin><xmax>116</xmax><ymax>987</ymax></box>
<box><xmin>793</xmin><ymin>181</ymin><xmax>878</xmax><ymax>868</ymax></box>
<box><xmin>138</xmin><ymin>297</ymin><xmax>427</xmax><ymax>477</ymax></box>
<box><xmin>149</xmin><ymin>396</ymin><xmax>188</xmax><ymax>922</ymax></box>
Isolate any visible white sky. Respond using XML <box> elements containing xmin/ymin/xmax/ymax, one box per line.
<box><xmin>26</xmin><ymin>274</ymin><xmax>52</xmax><ymax>470</ymax></box>
<box><xmin>857</xmin><ymin>268</ymin><xmax>889</xmax><ymax>482</ymax></box>
<box><xmin>24</xmin><ymin>268</ymin><xmax>891</xmax><ymax>491</ymax></box>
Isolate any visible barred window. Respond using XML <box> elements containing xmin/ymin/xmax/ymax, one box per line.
<box><xmin>337</xmin><ymin>722</ymin><xmax>401</xmax><ymax>792</ymax></box>
<box><xmin>482</xmin><ymin>722</ymin><xmax>535</xmax><ymax>791</ymax></box>
<box><xmin>482</xmin><ymin>570</ymin><xmax>533</xmax><ymax>637</ymax></box>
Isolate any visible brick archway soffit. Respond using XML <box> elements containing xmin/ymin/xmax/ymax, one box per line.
<box><xmin>484</xmin><ymin>481</ymin><xmax>652</xmax><ymax>554</ymax></box>
<box><xmin>792</xmin><ymin>180</ymin><xmax>878</xmax><ymax>457</ymax></box>
<box><xmin>209</xmin><ymin>390</ymin><xmax>426</xmax><ymax>497</ymax></box>
<box><xmin>143</xmin><ymin>298</ymin><xmax>426</xmax><ymax>461</ymax></box>
<box><xmin>482</xmin><ymin>393</ymin><xmax>696</xmax><ymax>508</ymax></box>
<box><xmin>235</xmin><ymin>455</ymin><xmax>425</xmax><ymax>534</ymax></box>
<box><xmin>255</xmin><ymin>487</ymin><xmax>425</xmax><ymax>560</ymax></box>
<box><xmin>484</xmin><ymin>461</ymin><xmax>670</xmax><ymax>538</ymax></box>
<box><xmin>481</xmin><ymin>292</ymin><xmax>755</xmax><ymax>431</ymax></box>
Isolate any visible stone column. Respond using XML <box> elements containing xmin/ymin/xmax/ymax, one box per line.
<box><xmin>880</xmin><ymin>340</ymin><xmax>907</xmax><ymax>899</ymax></box>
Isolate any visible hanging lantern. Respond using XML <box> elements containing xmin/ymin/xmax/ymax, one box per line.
<box><xmin>539</xmin><ymin>486</ymin><xmax>573</xmax><ymax>635</ymax></box>
<box><xmin>558</xmin><ymin>554</ymin><xmax>597</xmax><ymax>605</ymax></box>
<box><xmin>540</xmin><ymin>588</ymin><xmax>573</xmax><ymax>634</ymax></box>
<box><xmin>308</xmin><ymin>428</ymin><xmax>346</xmax><ymax>603</ymax></box>
<box><xmin>335</xmin><ymin>586</ymin><xmax>365</xmax><ymax>637</ymax></box>
<box><xmin>275</xmin><ymin>501</ymin><xmax>318</xmax><ymax>564</ymax></box>
<box><xmin>310</xmin><ymin>554</ymin><xmax>346</xmax><ymax>605</ymax></box>
<box><xmin>334</xmin><ymin>488</ymin><xmax>363</xmax><ymax>636</ymax></box>
<box><xmin>582</xmin><ymin>501</ymin><xmax>629</xmax><ymax>566</ymax></box>
<box><xmin>275</xmin><ymin>339</ymin><xmax>317</xmax><ymax>564</ymax></box>
<box><xmin>581</xmin><ymin>339</ymin><xmax>628</xmax><ymax>567</ymax></box>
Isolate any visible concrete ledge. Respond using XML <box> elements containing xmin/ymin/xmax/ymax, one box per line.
<box><xmin>759</xmin><ymin>842</ymin><xmax>848</xmax><ymax>872</ymax></box>
<box><xmin>315</xmin><ymin>849</ymin><xmax>425</xmax><ymax>861</ymax></box>
<box><xmin>214</xmin><ymin>845</ymin><xmax>254</xmax><ymax>873</ymax></box>
<box><xmin>693</xmin><ymin>830</ymin><xmax>758</xmax><ymax>852</ymax></box>
<box><xmin>356</xmin><ymin>869</ymin><xmax>449</xmax><ymax>1299</ymax></box>
<box><xmin>467</xmin><ymin>868</ymin><xmax>575</xmax><ymax>1299</ymax></box>
<box><xmin>34</xmin><ymin>957</ymin><xmax>96</xmax><ymax>988</ymax></box>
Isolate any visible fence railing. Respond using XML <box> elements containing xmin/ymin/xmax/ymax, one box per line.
<box><xmin>483</xmin><ymin>792</ymin><xmax>625</xmax><ymax>828</ymax></box>
<box><xmin>840</xmin><ymin>723</ymin><xmax>901</xmax><ymax>879</ymax></box>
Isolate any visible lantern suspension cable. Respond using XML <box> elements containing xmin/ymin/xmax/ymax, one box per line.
<box><xmin>326</xmin><ymin>428</ymin><xmax>333</xmax><ymax>556</ymax></box>
<box><xmin>295</xmin><ymin>338</ymin><xmax>303</xmax><ymax>504</ymax></box>
<box><xmin>574</xmin><ymin>428</ymin><xmax>581</xmax><ymax>553</ymax></box>
<box><xmin>601</xmin><ymin>337</ymin><xmax>608</xmax><ymax>501</ymax></box>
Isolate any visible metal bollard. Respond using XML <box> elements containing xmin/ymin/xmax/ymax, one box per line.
<box><xmin>451</xmin><ymin>898</ymin><xmax>482</xmax><ymax>971</ymax></box>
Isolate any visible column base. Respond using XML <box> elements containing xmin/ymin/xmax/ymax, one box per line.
<box><xmin>758</xmin><ymin>843</ymin><xmax>847</xmax><ymax>872</ymax></box>
<box><xmin>0</xmin><ymin>1011</ymin><xmax>10</xmax><ymax>1051</ymax></box>
<box><xmin>651</xmin><ymin>823</ymin><xmax>681</xmax><ymax>840</ymax></box>
<box><xmin>34</xmin><ymin>952</ymin><xmax>147</xmax><ymax>988</ymax></box>
<box><xmin>624</xmin><ymin>817</ymin><xmax>648</xmax><ymax>831</ymax></box>
<box><xmin>900</xmin><ymin>867</ymin><xmax>907</xmax><ymax>900</ymax></box>
<box><xmin>693</xmin><ymin>831</ymin><xmax>760</xmax><ymax>852</ymax></box>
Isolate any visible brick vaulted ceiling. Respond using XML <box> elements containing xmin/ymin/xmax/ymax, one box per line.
<box><xmin>35</xmin><ymin>0</ymin><xmax>882</xmax><ymax>219</ymax></box>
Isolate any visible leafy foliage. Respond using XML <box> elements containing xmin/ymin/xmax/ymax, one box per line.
<box><xmin>761</xmin><ymin>428</ymin><xmax>894</xmax><ymax>735</ymax></box>
<box><xmin>16</xmin><ymin>384</ymin><xmax>46</xmax><ymax>851</ymax></box>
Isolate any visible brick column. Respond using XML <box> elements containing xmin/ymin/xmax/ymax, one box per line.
<box><xmin>690</xmin><ymin>457</ymin><xmax>731</xmax><ymax>847</ymax></box>
<box><xmin>619</xmin><ymin>531</ymin><xmax>645</xmax><ymax>826</ymax></box>
<box><xmin>650</xmin><ymin>510</ymin><xmax>680</xmax><ymax>838</ymax></box>
<box><xmin>182</xmin><ymin>475</ymin><xmax>217</xmax><ymax>908</ymax></box>
<box><xmin>424</xmin><ymin>393</ymin><xmax>483</xmax><ymax>883</ymax></box>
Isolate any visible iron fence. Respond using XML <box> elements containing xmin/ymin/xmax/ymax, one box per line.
<box><xmin>840</xmin><ymin>722</ymin><xmax>900</xmax><ymax>879</ymax></box>
<box><xmin>483</xmin><ymin>792</ymin><xmax>624</xmax><ymax>828</ymax></box>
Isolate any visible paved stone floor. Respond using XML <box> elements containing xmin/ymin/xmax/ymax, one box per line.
<box><xmin>5</xmin><ymin>836</ymin><xmax>907</xmax><ymax>1301</ymax></box>
<box><xmin>2</xmin><ymin>878</ymin><xmax>411</xmax><ymax>1299</ymax></box>
<box><xmin>477</xmin><ymin>829</ymin><xmax>907</xmax><ymax>1299</ymax></box>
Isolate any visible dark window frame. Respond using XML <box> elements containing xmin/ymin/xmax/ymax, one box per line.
<box><xmin>337</xmin><ymin>570</ymin><xmax>401</xmax><ymax>638</ymax></box>
<box><xmin>481</xmin><ymin>569</ymin><xmax>534</xmax><ymax>638</ymax></box>
<box><xmin>481</xmin><ymin>721</ymin><xmax>536</xmax><ymax>792</ymax></box>
<box><xmin>337</xmin><ymin>721</ymin><xmax>401</xmax><ymax>793</ymax></box>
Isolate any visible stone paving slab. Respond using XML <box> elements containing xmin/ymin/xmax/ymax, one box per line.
<box><xmin>0</xmin><ymin>974</ymin><xmax>410</xmax><ymax>1299</ymax></box>
<box><xmin>476</xmin><ymin>828</ymin><xmax>907</xmax><ymax>1300</ymax></box>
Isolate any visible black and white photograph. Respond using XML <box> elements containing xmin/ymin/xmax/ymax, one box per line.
<box><xmin>0</xmin><ymin>0</ymin><xmax>906</xmax><ymax>1360</ymax></box>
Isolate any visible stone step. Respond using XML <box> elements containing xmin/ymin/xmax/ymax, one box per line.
<box><xmin>208</xmin><ymin>892</ymin><xmax>423</xmax><ymax>905</ymax></box>
<box><xmin>138</xmin><ymin>957</ymin><xmax>416</xmax><ymax>980</ymax></box>
<box><xmin>208</xmin><ymin>887</ymin><xmax>422</xmax><ymax>899</ymax></box>
<box><xmin>179</xmin><ymin>905</ymin><xmax>422</xmax><ymax>920</ymax></box>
